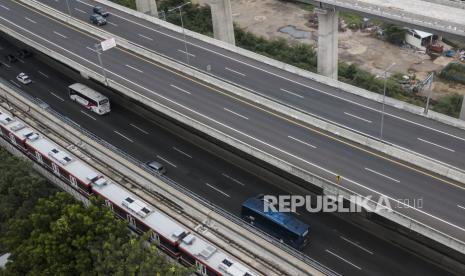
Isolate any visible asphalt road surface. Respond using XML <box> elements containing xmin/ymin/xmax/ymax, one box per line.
<box><xmin>1</xmin><ymin>0</ymin><xmax>464</xmax><ymax>251</ymax></box>
<box><xmin>39</xmin><ymin>0</ymin><xmax>465</xmax><ymax>172</ymax></box>
<box><xmin>0</xmin><ymin>35</ymin><xmax>452</xmax><ymax>276</ymax></box>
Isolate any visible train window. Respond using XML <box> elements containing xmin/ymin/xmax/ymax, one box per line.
<box><xmin>151</xmin><ymin>231</ymin><xmax>160</xmax><ymax>244</ymax></box>
<box><xmin>180</xmin><ymin>253</ymin><xmax>195</xmax><ymax>266</ymax></box>
<box><xmin>127</xmin><ymin>215</ymin><xmax>136</xmax><ymax>227</ymax></box>
<box><xmin>35</xmin><ymin>151</ymin><xmax>43</xmax><ymax>163</ymax></box>
<box><xmin>51</xmin><ymin>163</ymin><xmax>60</xmax><ymax>176</ymax></box>
<box><xmin>195</xmin><ymin>261</ymin><xmax>207</xmax><ymax>275</ymax></box>
<box><xmin>70</xmin><ymin>176</ymin><xmax>78</xmax><ymax>188</ymax></box>
<box><xmin>105</xmin><ymin>199</ymin><xmax>113</xmax><ymax>212</ymax></box>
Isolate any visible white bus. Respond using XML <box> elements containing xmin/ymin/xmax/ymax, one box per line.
<box><xmin>68</xmin><ymin>83</ymin><xmax>110</xmax><ymax>115</ymax></box>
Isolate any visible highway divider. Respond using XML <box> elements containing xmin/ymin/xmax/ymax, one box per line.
<box><xmin>10</xmin><ymin>0</ymin><xmax>465</xmax><ymax>256</ymax></box>
<box><xmin>20</xmin><ymin>0</ymin><xmax>465</xmax><ymax>184</ymax></box>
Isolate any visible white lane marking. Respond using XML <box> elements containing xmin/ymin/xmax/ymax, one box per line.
<box><xmin>53</xmin><ymin>31</ymin><xmax>68</xmax><ymax>39</ymax></box>
<box><xmin>1</xmin><ymin>62</ymin><xmax>11</xmax><ymax>68</ymax></box>
<box><xmin>225</xmin><ymin>67</ymin><xmax>246</xmax><ymax>76</ymax></box>
<box><xmin>14</xmin><ymin>18</ymin><xmax>464</xmax><ymax>239</ymax></box>
<box><xmin>206</xmin><ymin>183</ymin><xmax>231</xmax><ymax>198</ymax></box>
<box><xmin>104</xmin><ymin>4</ymin><xmax>465</xmax><ymax>144</ymax></box>
<box><xmin>130</xmin><ymin>123</ymin><xmax>149</xmax><ymax>134</ymax></box>
<box><xmin>38</xmin><ymin>71</ymin><xmax>49</xmax><ymax>78</ymax></box>
<box><xmin>288</xmin><ymin>135</ymin><xmax>317</xmax><ymax>149</ymax></box>
<box><xmin>80</xmin><ymin>110</ymin><xmax>96</xmax><ymax>120</ymax></box>
<box><xmin>0</xmin><ymin>5</ymin><xmax>10</xmax><ymax>10</ymax></box>
<box><xmin>222</xmin><ymin>173</ymin><xmax>245</xmax><ymax>186</ymax></box>
<box><xmin>114</xmin><ymin>130</ymin><xmax>134</xmax><ymax>143</ymax></box>
<box><xmin>325</xmin><ymin>249</ymin><xmax>362</xmax><ymax>270</ymax></box>
<box><xmin>173</xmin><ymin>147</ymin><xmax>192</xmax><ymax>158</ymax></box>
<box><xmin>170</xmin><ymin>84</ymin><xmax>191</xmax><ymax>95</ymax></box>
<box><xmin>74</xmin><ymin>8</ymin><xmax>86</xmax><ymax>14</ymax></box>
<box><xmin>339</xmin><ymin>236</ymin><xmax>374</xmax><ymax>255</ymax></box>
<box><xmin>457</xmin><ymin>205</ymin><xmax>465</xmax><ymax>211</ymax></box>
<box><xmin>50</xmin><ymin>92</ymin><xmax>64</xmax><ymax>102</ymax></box>
<box><xmin>157</xmin><ymin>155</ymin><xmax>177</xmax><ymax>167</ymax></box>
<box><xmin>107</xmin><ymin>21</ymin><xmax>118</xmax><ymax>27</ymax></box>
<box><xmin>224</xmin><ymin>108</ymin><xmax>249</xmax><ymax>120</ymax></box>
<box><xmin>365</xmin><ymin>168</ymin><xmax>400</xmax><ymax>183</ymax></box>
<box><xmin>138</xmin><ymin>33</ymin><xmax>153</xmax><ymax>41</ymax></box>
<box><xmin>17</xmin><ymin>58</ymin><xmax>25</xmax><ymax>64</ymax></box>
<box><xmin>280</xmin><ymin>88</ymin><xmax>304</xmax><ymax>99</ymax></box>
<box><xmin>125</xmin><ymin>64</ymin><xmax>143</xmax><ymax>73</ymax></box>
<box><xmin>177</xmin><ymin>49</ymin><xmax>195</xmax><ymax>57</ymax></box>
<box><xmin>417</xmin><ymin>138</ymin><xmax>455</xmax><ymax>153</ymax></box>
<box><xmin>9</xmin><ymin>80</ymin><xmax>20</xmax><ymax>88</ymax></box>
<box><xmin>24</xmin><ymin>17</ymin><xmax>37</xmax><ymax>24</ymax></box>
<box><xmin>86</xmin><ymin>46</ymin><xmax>97</xmax><ymax>52</ymax></box>
<box><xmin>344</xmin><ymin>112</ymin><xmax>372</xmax><ymax>123</ymax></box>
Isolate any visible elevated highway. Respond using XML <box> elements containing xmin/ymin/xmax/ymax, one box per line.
<box><xmin>38</xmin><ymin>0</ymin><xmax>465</xmax><ymax>174</ymax></box>
<box><xmin>303</xmin><ymin>0</ymin><xmax>465</xmax><ymax>39</ymax></box>
<box><xmin>1</xmin><ymin>0</ymin><xmax>464</xmax><ymax>261</ymax></box>
<box><xmin>0</xmin><ymin>36</ymin><xmax>451</xmax><ymax>276</ymax></box>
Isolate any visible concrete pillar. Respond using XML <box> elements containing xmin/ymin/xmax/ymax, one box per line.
<box><xmin>136</xmin><ymin>0</ymin><xmax>158</xmax><ymax>17</ymax></box>
<box><xmin>209</xmin><ymin>0</ymin><xmax>235</xmax><ymax>45</ymax></box>
<box><xmin>460</xmin><ymin>95</ymin><xmax>465</xmax><ymax>120</ymax></box>
<box><xmin>315</xmin><ymin>7</ymin><xmax>338</xmax><ymax>79</ymax></box>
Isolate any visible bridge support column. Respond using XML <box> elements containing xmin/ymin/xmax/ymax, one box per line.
<box><xmin>315</xmin><ymin>7</ymin><xmax>338</xmax><ymax>79</ymax></box>
<box><xmin>209</xmin><ymin>0</ymin><xmax>235</xmax><ymax>45</ymax></box>
<box><xmin>136</xmin><ymin>0</ymin><xmax>158</xmax><ymax>17</ymax></box>
<box><xmin>460</xmin><ymin>95</ymin><xmax>465</xmax><ymax>120</ymax></box>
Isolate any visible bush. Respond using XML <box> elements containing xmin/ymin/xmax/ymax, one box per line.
<box><xmin>383</xmin><ymin>24</ymin><xmax>406</xmax><ymax>45</ymax></box>
<box><xmin>431</xmin><ymin>93</ymin><xmax>463</xmax><ymax>118</ymax></box>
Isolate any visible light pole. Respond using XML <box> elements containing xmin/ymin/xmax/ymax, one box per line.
<box><xmin>94</xmin><ymin>43</ymin><xmax>109</xmax><ymax>86</ymax></box>
<box><xmin>168</xmin><ymin>2</ymin><xmax>191</xmax><ymax>65</ymax></box>
<box><xmin>65</xmin><ymin>0</ymin><xmax>72</xmax><ymax>16</ymax></box>
<box><xmin>380</xmin><ymin>62</ymin><xmax>396</xmax><ymax>140</ymax></box>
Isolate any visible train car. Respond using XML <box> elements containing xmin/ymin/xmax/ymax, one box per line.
<box><xmin>91</xmin><ymin>179</ymin><xmax>190</xmax><ymax>258</ymax></box>
<box><xmin>0</xmin><ymin>106</ymin><xmax>261</xmax><ymax>276</ymax></box>
<box><xmin>178</xmin><ymin>233</ymin><xmax>258</xmax><ymax>276</ymax></box>
<box><xmin>0</xmin><ymin>111</ymin><xmax>36</xmax><ymax>150</ymax></box>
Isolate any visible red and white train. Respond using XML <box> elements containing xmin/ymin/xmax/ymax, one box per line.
<box><xmin>0</xmin><ymin>106</ymin><xmax>259</xmax><ymax>276</ymax></box>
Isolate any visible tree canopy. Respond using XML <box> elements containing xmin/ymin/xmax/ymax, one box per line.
<box><xmin>0</xmin><ymin>149</ymin><xmax>191</xmax><ymax>275</ymax></box>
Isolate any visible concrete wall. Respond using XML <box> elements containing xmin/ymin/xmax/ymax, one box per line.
<box><xmin>135</xmin><ymin>0</ymin><xmax>158</xmax><ymax>17</ymax></box>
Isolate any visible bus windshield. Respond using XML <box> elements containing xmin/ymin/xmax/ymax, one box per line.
<box><xmin>99</xmin><ymin>99</ymin><xmax>109</xmax><ymax>106</ymax></box>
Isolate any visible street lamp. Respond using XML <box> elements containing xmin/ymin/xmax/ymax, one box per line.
<box><xmin>94</xmin><ymin>43</ymin><xmax>109</xmax><ymax>86</ymax></box>
<box><xmin>64</xmin><ymin>0</ymin><xmax>72</xmax><ymax>16</ymax></box>
<box><xmin>168</xmin><ymin>2</ymin><xmax>191</xmax><ymax>65</ymax></box>
<box><xmin>379</xmin><ymin>62</ymin><xmax>396</xmax><ymax>140</ymax></box>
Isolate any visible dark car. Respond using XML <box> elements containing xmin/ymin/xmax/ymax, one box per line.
<box><xmin>90</xmin><ymin>14</ymin><xmax>107</xmax><ymax>26</ymax></box>
<box><xmin>18</xmin><ymin>49</ymin><xmax>33</xmax><ymax>58</ymax></box>
<box><xmin>5</xmin><ymin>54</ymin><xmax>17</xmax><ymax>63</ymax></box>
<box><xmin>93</xmin><ymin>6</ymin><xmax>110</xmax><ymax>17</ymax></box>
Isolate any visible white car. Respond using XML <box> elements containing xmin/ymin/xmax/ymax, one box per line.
<box><xmin>16</xmin><ymin>73</ymin><xmax>31</xmax><ymax>84</ymax></box>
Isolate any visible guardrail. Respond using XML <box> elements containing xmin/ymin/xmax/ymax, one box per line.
<box><xmin>6</xmin><ymin>0</ymin><xmax>465</xmax><ymax>257</ymax></box>
<box><xmin>0</xmin><ymin>79</ymin><xmax>337</xmax><ymax>275</ymax></box>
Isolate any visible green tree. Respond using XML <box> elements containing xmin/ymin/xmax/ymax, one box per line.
<box><xmin>1</xmin><ymin>193</ymin><xmax>191</xmax><ymax>275</ymax></box>
<box><xmin>0</xmin><ymin>148</ymin><xmax>57</xmax><ymax>253</ymax></box>
<box><xmin>383</xmin><ymin>24</ymin><xmax>406</xmax><ymax>45</ymax></box>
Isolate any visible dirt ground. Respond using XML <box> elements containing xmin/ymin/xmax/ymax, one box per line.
<box><xmin>194</xmin><ymin>0</ymin><xmax>464</xmax><ymax>98</ymax></box>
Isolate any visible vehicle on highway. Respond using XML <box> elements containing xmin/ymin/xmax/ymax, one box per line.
<box><xmin>5</xmin><ymin>54</ymin><xmax>17</xmax><ymax>63</ymax></box>
<box><xmin>241</xmin><ymin>194</ymin><xmax>310</xmax><ymax>250</ymax></box>
<box><xmin>89</xmin><ymin>13</ymin><xmax>107</xmax><ymax>26</ymax></box>
<box><xmin>147</xmin><ymin>160</ymin><xmax>166</xmax><ymax>175</ymax></box>
<box><xmin>17</xmin><ymin>49</ymin><xmax>33</xmax><ymax>58</ymax></box>
<box><xmin>68</xmin><ymin>83</ymin><xmax>110</xmax><ymax>115</ymax></box>
<box><xmin>16</xmin><ymin>73</ymin><xmax>31</xmax><ymax>84</ymax></box>
<box><xmin>93</xmin><ymin>6</ymin><xmax>110</xmax><ymax>17</ymax></box>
